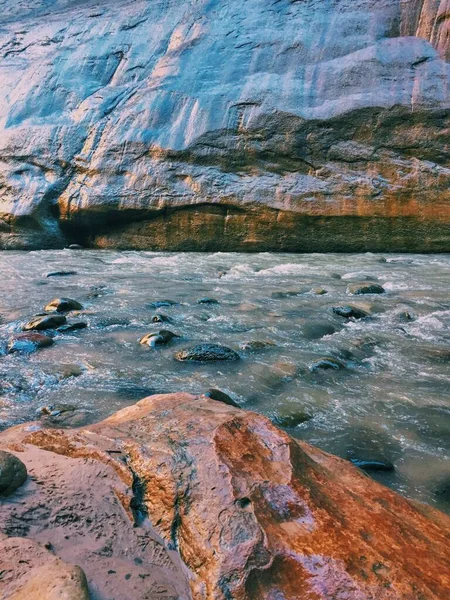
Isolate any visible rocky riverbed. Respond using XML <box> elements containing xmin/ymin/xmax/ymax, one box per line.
<box><xmin>0</xmin><ymin>250</ymin><xmax>449</xmax><ymax>516</ymax></box>
<box><xmin>1</xmin><ymin>393</ymin><xmax>450</xmax><ymax>600</ymax></box>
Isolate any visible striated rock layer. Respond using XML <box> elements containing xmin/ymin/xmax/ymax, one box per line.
<box><xmin>0</xmin><ymin>0</ymin><xmax>449</xmax><ymax>251</ymax></box>
<box><xmin>1</xmin><ymin>393</ymin><xmax>450</xmax><ymax>599</ymax></box>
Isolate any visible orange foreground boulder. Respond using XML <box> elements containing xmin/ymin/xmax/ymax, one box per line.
<box><xmin>1</xmin><ymin>393</ymin><xmax>449</xmax><ymax>599</ymax></box>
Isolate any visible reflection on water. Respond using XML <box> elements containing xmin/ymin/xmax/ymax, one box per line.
<box><xmin>0</xmin><ymin>250</ymin><xmax>449</xmax><ymax>512</ymax></box>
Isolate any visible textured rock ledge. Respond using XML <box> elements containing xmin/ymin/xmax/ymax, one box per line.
<box><xmin>1</xmin><ymin>393</ymin><xmax>450</xmax><ymax>599</ymax></box>
<box><xmin>0</xmin><ymin>0</ymin><xmax>450</xmax><ymax>251</ymax></box>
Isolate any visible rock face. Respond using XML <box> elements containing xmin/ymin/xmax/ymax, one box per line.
<box><xmin>1</xmin><ymin>393</ymin><xmax>450</xmax><ymax>599</ymax></box>
<box><xmin>0</xmin><ymin>0</ymin><xmax>450</xmax><ymax>251</ymax></box>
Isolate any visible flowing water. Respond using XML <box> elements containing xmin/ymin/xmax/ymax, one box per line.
<box><xmin>0</xmin><ymin>250</ymin><xmax>449</xmax><ymax>513</ymax></box>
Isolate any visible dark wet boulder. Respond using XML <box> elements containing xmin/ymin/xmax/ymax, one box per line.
<box><xmin>197</xmin><ymin>297</ymin><xmax>219</xmax><ymax>305</ymax></box>
<box><xmin>57</xmin><ymin>322</ymin><xmax>88</xmax><ymax>333</ymax></box>
<box><xmin>46</xmin><ymin>271</ymin><xmax>77</xmax><ymax>278</ymax></box>
<box><xmin>205</xmin><ymin>389</ymin><xmax>240</xmax><ymax>408</ymax></box>
<box><xmin>398</xmin><ymin>310</ymin><xmax>416</xmax><ymax>322</ymax></box>
<box><xmin>333</xmin><ymin>305</ymin><xmax>369</xmax><ymax>319</ymax></box>
<box><xmin>301</xmin><ymin>322</ymin><xmax>336</xmax><ymax>340</ymax></box>
<box><xmin>152</xmin><ymin>313</ymin><xmax>173</xmax><ymax>324</ymax></box>
<box><xmin>149</xmin><ymin>300</ymin><xmax>179</xmax><ymax>308</ymax></box>
<box><xmin>7</xmin><ymin>332</ymin><xmax>54</xmax><ymax>354</ymax></box>
<box><xmin>310</xmin><ymin>357</ymin><xmax>344</xmax><ymax>372</ymax></box>
<box><xmin>23</xmin><ymin>315</ymin><xmax>67</xmax><ymax>331</ymax></box>
<box><xmin>44</xmin><ymin>298</ymin><xmax>83</xmax><ymax>313</ymax></box>
<box><xmin>140</xmin><ymin>330</ymin><xmax>179</xmax><ymax>347</ymax></box>
<box><xmin>0</xmin><ymin>450</ymin><xmax>27</xmax><ymax>497</ymax></box>
<box><xmin>347</xmin><ymin>282</ymin><xmax>385</xmax><ymax>295</ymax></box>
<box><xmin>175</xmin><ymin>344</ymin><xmax>240</xmax><ymax>362</ymax></box>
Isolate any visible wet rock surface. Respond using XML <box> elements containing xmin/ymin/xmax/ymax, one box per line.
<box><xmin>44</xmin><ymin>298</ymin><xmax>83</xmax><ymax>313</ymax></box>
<box><xmin>0</xmin><ymin>1</ymin><xmax>450</xmax><ymax>251</ymax></box>
<box><xmin>23</xmin><ymin>315</ymin><xmax>67</xmax><ymax>331</ymax></box>
<box><xmin>1</xmin><ymin>393</ymin><xmax>449</xmax><ymax>599</ymax></box>
<box><xmin>7</xmin><ymin>332</ymin><xmax>54</xmax><ymax>354</ymax></box>
<box><xmin>175</xmin><ymin>343</ymin><xmax>240</xmax><ymax>362</ymax></box>
<box><xmin>347</xmin><ymin>282</ymin><xmax>386</xmax><ymax>295</ymax></box>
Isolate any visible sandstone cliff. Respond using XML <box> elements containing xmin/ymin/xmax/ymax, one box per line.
<box><xmin>0</xmin><ymin>0</ymin><xmax>450</xmax><ymax>251</ymax></box>
<box><xmin>1</xmin><ymin>393</ymin><xmax>450</xmax><ymax>599</ymax></box>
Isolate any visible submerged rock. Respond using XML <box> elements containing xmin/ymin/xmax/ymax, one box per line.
<box><xmin>333</xmin><ymin>305</ymin><xmax>370</xmax><ymax>319</ymax></box>
<box><xmin>175</xmin><ymin>344</ymin><xmax>240</xmax><ymax>362</ymax></box>
<box><xmin>0</xmin><ymin>450</ymin><xmax>27</xmax><ymax>497</ymax></box>
<box><xmin>347</xmin><ymin>282</ymin><xmax>385</xmax><ymax>295</ymax></box>
<box><xmin>301</xmin><ymin>322</ymin><xmax>336</xmax><ymax>340</ymax></box>
<box><xmin>57</xmin><ymin>322</ymin><xmax>88</xmax><ymax>333</ymax></box>
<box><xmin>7</xmin><ymin>332</ymin><xmax>54</xmax><ymax>354</ymax></box>
<box><xmin>239</xmin><ymin>340</ymin><xmax>276</xmax><ymax>352</ymax></box>
<box><xmin>197</xmin><ymin>297</ymin><xmax>219</xmax><ymax>305</ymax></box>
<box><xmin>151</xmin><ymin>313</ymin><xmax>173</xmax><ymax>324</ymax></box>
<box><xmin>149</xmin><ymin>300</ymin><xmax>179</xmax><ymax>309</ymax></box>
<box><xmin>23</xmin><ymin>315</ymin><xmax>66</xmax><ymax>331</ymax></box>
<box><xmin>139</xmin><ymin>330</ymin><xmax>179</xmax><ymax>347</ymax></box>
<box><xmin>44</xmin><ymin>298</ymin><xmax>83</xmax><ymax>313</ymax></box>
<box><xmin>310</xmin><ymin>357</ymin><xmax>345</xmax><ymax>372</ymax></box>
<box><xmin>1</xmin><ymin>393</ymin><xmax>448</xmax><ymax>599</ymax></box>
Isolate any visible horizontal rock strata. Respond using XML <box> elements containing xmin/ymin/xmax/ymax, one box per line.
<box><xmin>1</xmin><ymin>393</ymin><xmax>450</xmax><ymax>599</ymax></box>
<box><xmin>0</xmin><ymin>0</ymin><xmax>450</xmax><ymax>250</ymax></box>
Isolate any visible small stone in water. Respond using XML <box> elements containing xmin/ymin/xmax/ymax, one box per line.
<box><xmin>152</xmin><ymin>313</ymin><xmax>172</xmax><ymax>324</ymax></box>
<box><xmin>272</xmin><ymin>412</ymin><xmax>312</xmax><ymax>428</ymax></box>
<box><xmin>0</xmin><ymin>450</ymin><xmax>27</xmax><ymax>497</ymax></box>
<box><xmin>7</xmin><ymin>332</ymin><xmax>54</xmax><ymax>353</ymax></box>
<box><xmin>333</xmin><ymin>305</ymin><xmax>369</xmax><ymax>319</ymax></box>
<box><xmin>44</xmin><ymin>298</ymin><xmax>83</xmax><ymax>313</ymax></box>
<box><xmin>240</xmin><ymin>340</ymin><xmax>276</xmax><ymax>352</ymax></box>
<box><xmin>175</xmin><ymin>344</ymin><xmax>240</xmax><ymax>362</ymax></box>
<box><xmin>23</xmin><ymin>315</ymin><xmax>66</xmax><ymax>331</ymax></box>
<box><xmin>140</xmin><ymin>330</ymin><xmax>179</xmax><ymax>347</ymax></box>
<box><xmin>347</xmin><ymin>282</ymin><xmax>385</xmax><ymax>295</ymax></box>
<box><xmin>205</xmin><ymin>389</ymin><xmax>240</xmax><ymax>408</ymax></box>
<box><xmin>46</xmin><ymin>270</ymin><xmax>78</xmax><ymax>277</ymax></box>
<box><xmin>301</xmin><ymin>322</ymin><xmax>336</xmax><ymax>340</ymax></box>
<box><xmin>310</xmin><ymin>287</ymin><xmax>327</xmax><ymax>295</ymax></box>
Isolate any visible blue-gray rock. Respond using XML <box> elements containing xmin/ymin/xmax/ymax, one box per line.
<box><xmin>0</xmin><ymin>1</ymin><xmax>449</xmax><ymax>251</ymax></box>
<box><xmin>175</xmin><ymin>344</ymin><xmax>240</xmax><ymax>362</ymax></box>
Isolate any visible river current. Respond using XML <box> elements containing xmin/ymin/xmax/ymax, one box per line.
<box><xmin>0</xmin><ymin>250</ymin><xmax>449</xmax><ymax>513</ymax></box>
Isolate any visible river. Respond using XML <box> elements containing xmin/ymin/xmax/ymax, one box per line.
<box><xmin>0</xmin><ymin>250</ymin><xmax>449</xmax><ymax>513</ymax></box>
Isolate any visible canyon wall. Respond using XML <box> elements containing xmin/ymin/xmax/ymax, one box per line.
<box><xmin>0</xmin><ymin>0</ymin><xmax>449</xmax><ymax>251</ymax></box>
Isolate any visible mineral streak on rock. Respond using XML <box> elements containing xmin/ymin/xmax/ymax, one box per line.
<box><xmin>0</xmin><ymin>1</ymin><xmax>449</xmax><ymax>251</ymax></box>
<box><xmin>1</xmin><ymin>393</ymin><xmax>449</xmax><ymax>599</ymax></box>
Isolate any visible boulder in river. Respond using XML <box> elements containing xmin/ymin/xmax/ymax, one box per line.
<box><xmin>23</xmin><ymin>315</ymin><xmax>66</xmax><ymax>331</ymax></box>
<box><xmin>1</xmin><ymin>393</ymin><xmax>448</xmax><ymax>599</ymax></box>
<box><xmin>151</xmin><ymin>313</ymin><xmax>173</xmax><ymax>324</ymax></box>
<box><xmin>0</xmin><ymin>450</ymin><xmax>27</xmax><ymax>497</ymax></box>
<box><xmin>7</xmin><ymin>332</ymin><xmax>54</xmax><ymax>354</ymax></box>
<box><xmin>44</xmin><ymin>298</ymin><xmax>83</xmax><ymax>313</ymax></box>
<box><xmin>140</xmin><ymin>330</ymin><xmax>179</xmax><ymax>347</ymax></box>
<box><xmin>347</xmin><ymin>282</ymin><xmax>385</xmax><ymax>295</ymax></box>
<box><xmin>333</xmin><ymin>305</ymin><xmax>370</xmax><ymax>319</ymax></box>
<box><xmin>175</xmin><ymin>344</ymin><xmax>240</xmax><ymax>362</ymax></box>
